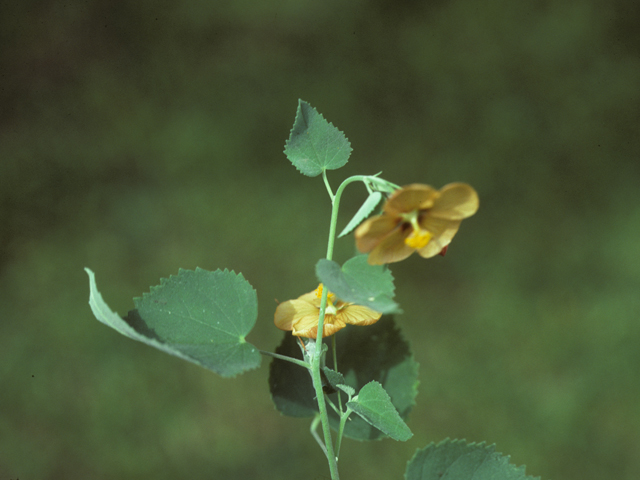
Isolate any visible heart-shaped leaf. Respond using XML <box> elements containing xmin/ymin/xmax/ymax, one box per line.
<box><xmin>284</xmin><ymin>99</ymin><xmax>352</xmax><ymax>177</ymax></box>
<box><xmin>86</xmin><ymin>267</ymin><xmax>261</xmax><ymax>378</ymax></box>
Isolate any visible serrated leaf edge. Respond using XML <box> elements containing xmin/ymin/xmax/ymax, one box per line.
<box><xmin>283</xmin><ymin>99</ymin><xmax>352</xmax><ymax>177</ymax></box>
<box><xmin>133</xmin><ymin>267</ymin><xmax>248</xmax><ymax>302</ymax></box>
<box><xmin>405</xmin><ymin>438</ymin><xmax>541</xmax><ymax>480</ymax></box>
<box><xmin>347</xmin><ymin>380</ymin><xmax>413</xmax><ymax>442</ymax></box>
<box><xmin>85</xmin><ymin>267</ymin><xmax>261</xmax><ymax>378</ymax></box>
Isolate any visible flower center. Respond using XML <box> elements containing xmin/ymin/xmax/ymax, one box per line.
<box><xmin>400</xmin><ymin>210</ymin><xmax>432</xmax><ymax>249</ymax></box>
<box><xmin>325</xmin><ymin>303</ymin><xmax>338</xmax><ymax>316</ymax></box>
<box><xmin>405</xmin><ymin>228</ymin><xmax>432</xmax><ymax>249</ymax></box>
<box><xmin>315</xmin><ymin>283</ymin><xmax>337</xmax><ymax>314</ymax></box>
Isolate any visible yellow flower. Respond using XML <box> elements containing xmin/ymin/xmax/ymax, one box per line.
<box><xmin>355</xmin><ymin>183</ymin><xmax>479</xmax><ymax>265</ymax></box>
<box><xmin>274</xmin><ymin>284</ymin><xmax>382</xmax><ymax>338</ymax></box>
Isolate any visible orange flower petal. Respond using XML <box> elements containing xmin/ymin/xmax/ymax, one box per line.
<box><xmin>274</xmin><ymin>298</ymin><xmax>319</xmax><ymax>331</ymax></box>
<box><xmin>275</xmin><ymin>287</ymin><xmax>372</xmax><ymax>338</ymax></box>
<box><xmin>293</xmin><ymin>315</ymin><xmax>347</xmax><ymax>338</ymax></box>
<box><xmin>416</xmin><ymin>238</ymin><xmax>450</xmax><ymax>258</ymax></box>
<box><xmin>384</xmin><ymin>184</ymin><xmax>438</xmax><ymax>215</ymax></box>
<box><xmin>416</xmin><ymin>218</ymin><xmax>461</xmax><ymax>258</ymax></box>
<box><xmin>354</xmin><ymin>182</ymin><xmax>477</xmax><ymax>265</ymax></box>
<box><xmin>355</xmin><ymin>214</ymin><xmax>400</xmax><ymax>253</ymax></box>
<box><xmin>298</xmin><ymin>290</ymin><xmax>322</xmax><ymax>306</ymax></box>
<box><xmin>367</xmin><ymin>226</ymin><xmax>415</xmax><ymax>265</ymax></box>
<box><xmin>338</xmin><ymin>305</ymin><xmax>382</xmax><ymax>326</ymax></box>
<box><xmin>430</xmin><ymin>183</ymin><xmax>479</xmax><ymax>220</ymax></box>
<box><xmin>419</xmin><ymin>216</ymin><xmax>461</xmax><ymax>239</ymax></box>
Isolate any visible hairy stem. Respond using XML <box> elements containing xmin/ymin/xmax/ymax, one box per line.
<box><xmin>311</xmin><ymin>174</ymin><xmax>368</xmax><ymax>480</ymax></box>
<box><xmin>258</xmin><ymin>350</ymin><xmax>310</xmax><ymax>370</ymax></box>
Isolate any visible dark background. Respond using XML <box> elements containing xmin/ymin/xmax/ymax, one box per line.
<box><xmin>2</xmin><ymin>1</ymin><xmax>639</xmax><ymax>479</ymax></box>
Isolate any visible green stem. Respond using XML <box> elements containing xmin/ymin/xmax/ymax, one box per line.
<box><xmin>322</xmin><ymin>170</ymin><xmax>335</xmax><ymax>201</ymax></box>
<box><xmin>312</xmin><ymin>275</ymin><xmax>339</xmax><ymax>479</ymax></box>
<box><xmin>311</xmin><ymin>174</ymin><xmax>369</xmax><ymax>480</ymax></box>
<box><xmin>324</xmin><ymin>175</ymin><xmax>366</xmax><ymax>261</ymax></box>
<box><xmin>310</xmin><ymin>415</ymin><xmax>328</xmax><ymax>459</ymax></box>
<box><xmin>335</xmin><ymin>406</ymin><xmax>353</xmax><ymax>459</ymax></box>
<box><xmin>258</xmin><ymin>350</ymin><xmax>310</xmax><ymax>370</ymax></box>
<box><xmin>331</xmin><ymin>335</ymin><xmax>342</xmax><ymax>414</ymax></box>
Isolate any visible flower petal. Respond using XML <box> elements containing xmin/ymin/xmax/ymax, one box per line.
<box><xmin>416</xmin><ymin>217</ymin><xmax>461</xmax><ymax>258</ymax></box>
<box><xmin>355</xmin><ymin>214</ymin><xmax>400</xmax><ymax>253</ymax></box>
<box><xmin>430</xmin><ymin>183</ymin><xmax>479</xmax><ymax>220</ymax></box>
<box><xmin>274</xmin><ymin>298</ymin><xmax>318</xmax><ymax>331</ymax></box>
<box><xmin>298</xmin><ymin>290</ymin><xmax>322</xmax><ymax>306</ymax></box>
<box><xmin>293</xmin><ymin>315</ymin><xmax>346</xmax><ymax>338</ymax></box>
<box><xmin>384</xmin><ymin>184</ymin><xmax>438</xmax><ymax>215</ymax></box>
<box><xmin>339</xmin><ymin>305</ymin><xmax>382</xmax><ymax>326</ymax></box>
<box><xmin>367</xmin><ymin>226</ymin><xmax>415</xmax><ymax>265</ymax></box>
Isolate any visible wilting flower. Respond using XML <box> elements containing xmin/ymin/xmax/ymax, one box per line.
<box><xmin>274</xmin><ymin>284</ymin><xmax>382</xmax><ymax>338</ymax></box>
<box><xmin>355</xmin><ymin>183</ymin><xmax>479</xmax><ymax>265</ymax></box>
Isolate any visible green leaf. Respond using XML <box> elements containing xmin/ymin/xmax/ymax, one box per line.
<box><xmin>405</xmin><ymin>439</ymin><xmax>541</xmax><ymax>480</ymax></box>
<box><xmin>316</xmin><ymin>254</ymin><xmax>400</xmax><ymax>314</ymax></box>
<box><xmin>322</xmin><ymin>366</ymin><xmax>346</xmax><ymax>394</ymax></box>
<box><xmin>268</xmin><ymin>335</ymin><xmax>317</xmax><ymax>418</ymax></box>
<box><xmin>337</xmin><ymin>384</ymin><xmax>355</xmax><ymax>396</ymax></box>
<box><xmin>269</xmin><ymin>316</ymin><xmax>419</xmax><ymax>440</ymax></box>
<box><xmin>347</xmin><ymin>381</ymin><xmax>412</xmax><ymax>441</ymax></box>
<box><xmin>85</xmin><ymin>267</ymin><xmax>261</xmax><ymax>378</ymax></box>
<box><xmin>284</xmin><ymin>99</ymin><xmax>352</xmax><ymax>177</ymax></box>
<box><xmin>338</xmin><ymin>191</ymin><xmax>383</xmax><ymax>238</ymax></box>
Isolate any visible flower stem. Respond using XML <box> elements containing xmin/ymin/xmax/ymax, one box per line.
<box><xmin>311</xmin><ymin>287</ymin><xmax>339</xmax><ymax>480</ymax></box>
<box><xmin>325</xmin><ymin>175</ymin><xmax>366</xmax><ymax>260</ymax></box>
<box><xmin>311</xmin><ymin>174</ymin><xmax>370</xmax><ymax>480</ymax></box>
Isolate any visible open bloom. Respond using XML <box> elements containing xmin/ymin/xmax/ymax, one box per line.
<box><xmin>355</xmin><ymin>183</ymin><xmax>479</xmax><ymax>265</ymax></box>
<box><xmin>274</xmin><ymin>284</ymin><xmax>382</xmax><ymax>338</ymax></box>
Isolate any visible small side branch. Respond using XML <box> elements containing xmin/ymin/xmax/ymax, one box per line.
<box><xmin>259</xmin><ymin>350</ymin><xmax>310</xmax><ymax>370</ymax></box>
<box><xmin>310</xmin><ymin>414</ymin><xmax>330</xmax><ymax>461</ymax></box>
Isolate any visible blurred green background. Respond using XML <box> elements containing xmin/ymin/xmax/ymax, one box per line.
<box><xmin>2</xmin><ymin>0</ymin><xmax>639</xmax><ymax>479</ymax></box>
